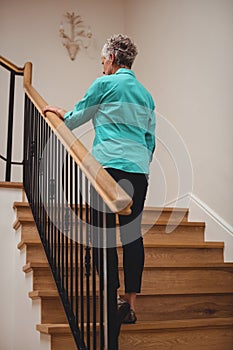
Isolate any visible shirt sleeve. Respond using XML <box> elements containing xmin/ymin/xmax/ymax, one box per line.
<box><xmin>145</xmin><ymin>108</ymin><xmax>156</xmax><ymax>162</ymax></box>
<box><xmin>64</xmin><ymin>78</ymin><xmax>102</xmax><ymax>130</ymax></box>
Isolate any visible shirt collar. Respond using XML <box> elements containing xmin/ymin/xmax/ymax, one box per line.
<box><xmin>115</xmin><ymin>68</ymin><xmax>135</xmax><ymax>77</ymax></box>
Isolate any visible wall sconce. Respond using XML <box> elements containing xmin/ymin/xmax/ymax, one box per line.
<box><xmin>59</xmin><ymin>12</ymin><xmax>92</xmax><ymax>61</ymax></box>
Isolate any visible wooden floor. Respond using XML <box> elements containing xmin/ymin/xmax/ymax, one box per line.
<box><xmin>13</xmin><ymin>202</ymin><xmax>233</xmax><ymax>350</ymax></box>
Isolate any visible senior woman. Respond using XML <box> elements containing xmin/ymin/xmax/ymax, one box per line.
<box><xmin>43</xmin><ymin>34</ymin><xmax>156</xmax><ymax>326</ymax></box>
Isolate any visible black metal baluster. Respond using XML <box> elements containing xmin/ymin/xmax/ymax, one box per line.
<box><xmin>90</xmin><ymin>187</ymin><xmax>97</xmax><ymax>350</ymax></box>
<box><xmin>57</xmin><ymin>140</ymin><xmax>61</xmax><ymax>279</ymax></box>
<box><xmin>40</xmin><ymin>117</ymin><xmax>45</xmax><ymax>241</ymax></box>
<box><xmin>61</xmin><ymin>146</ymin><xmax>65</xmax><ymax>291</ymax></box>
<box><xmin>23</xmin><ymin>95</ymin><xmax>29</xmax><ymax>192</ymax></box>
<box><xmin>47</xmin><ymin>127</ymin><xmax>51</xmax><ymax>256</ymax></box>
<box><xmin>34</xmin><ymin>108</ymin><xmax>39</xmax><ymax>226</ymax></box>
<box><xmin>5</xmin><ymin>71</ymin><xmax>15</xmax><ymax>181</ymax></box>
<box><xmin>74</xmin><ymin>163</ymin><xmax>79</xmax><ymax>328</ymax></box>
<box><xmin>85</xmin><ymin>177</ymin><xmax>91</xmax><ymax>349</ymax></box>
<box><xmin>104</xmin><ymin>205</ymin><xmax>118</xmax><ymax>350</ymax></box>
<box><xmin>43</xmin><ymin>117</ymin><xmax>48</xmax><ymax>243</ymax></box>
<box><xmin>70</xmin><ymin>156</ymin><xmax>74</xmax><ymax>313</ymax></box>
<box><xmin>50</xmin><ymin>133</ymin><xmax>55</xmax><ymax>264</ymax></box>
<box><xmin>38</xmin><ymin>114</ymin><xmax>42</xmax><ymax>234</ymax></box>
<box><xmin>31</xmin><ymin>104</ymin><xmax>34</xmax><ymax>208</ymax></box>
<box><xmin>98</xmin><ymin>196</ymin><xmax>104</xmax><ymax>350</ymax></box>
<box><xmin>65</xmin><ymin>154</ymin><xmax>69</xmax><ymax>301</ymax></box>
<box><xmin>54</xmin><ymin>136</ymin><xmax>58</xmax><ymax>273</ymax></box>
<box><xmin>79</xmin><ymin>169</ymin><xmax>85</xmax><ymax>343</ymax></box>
<box><xmin>28</xmin><ymin>101</ymin><xmax>34</xmax><ymax>203</ymax></box>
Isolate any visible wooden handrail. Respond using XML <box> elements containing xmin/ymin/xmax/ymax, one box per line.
<box><xmin>0</xmin><ymin>55</ymin><xmax>24</xmax><ymax>74</ymax></box>
<box><xmin>22</xmin><ymin>61</ymin><xmax>132</xmax><ymax>215</ymax></box>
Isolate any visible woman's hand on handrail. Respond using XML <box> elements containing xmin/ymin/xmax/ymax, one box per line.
<box><xmin>42</xmin><ymin>105</ymin><xmax>66</xmax><ymax>120</ymax></box>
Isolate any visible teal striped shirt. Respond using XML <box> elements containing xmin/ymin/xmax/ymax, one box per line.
<box><xmin>64</xmin><ymin>68</ymin><xmax>156</xmax><ymax>174</ymax></box>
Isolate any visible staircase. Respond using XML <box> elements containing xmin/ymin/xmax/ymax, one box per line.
<box><xmin>13</xmin><ymin>201</ymin><xmax>233</xmax><ymax>350</ymax></box>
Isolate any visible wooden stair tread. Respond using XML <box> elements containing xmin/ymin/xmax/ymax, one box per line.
<box><xmin>29</xmin><ymin>289</ymin><xmax>233</xmax><ymax>301</ymax></box>
<box><xmin>23</xmin><ymin>261</ymin><xmax>233</xmax><ymax>271</ymax></box>
<box><xmin>143</xmin><ymin>206</ymin><xmax>188</xmax><ymax>212</ymax></box>
<box><xmin>0</xmin><ymin>181</ymin><xmax>23</xmax><ymax>189</ymax></box>
<box><xmin>17</xmin><ymin>239</ymin><xmax>41</xmax><ymax>249</ymax></box>
<box><xmin>13</xmin><ymin>217</ymin><xmax>34</xmax><ymax>229</ymax></box>
<box><xmin>13</xmin><ymin>202</ymin><xmax>188</xmax><ymax>213</ymax></box>
<box><xmin>36</xmin><ymin>317</ymin><xmax>233</xmax><ymax>335</ymax></box>
<box><xmin>121</xmin><ymin>317</ymin><xmax>233</xmax><ymax>331</ymax></box>
<box><xmin>29</xmin><ymin>290</ymin><xmax>59</xmax><ymax>299</ymax></box>
<box><xmin>13</xmin><ymin>201</ymin><xmax>29</xmax><ymax>208</ymax></box>
<box><xmin>29</xmin><ymin>289</ymin><xmax>101</xmax><ymax>298</ymax></box>
<box><xmin>23</xmin><ymin>262</ymin><xmax>49</xmax><ymax>272</ymax></box>
<box><xmin>13</xmin><ymin>215</ymin><xmax>204</xmax><ymax>227</ymax></box>
<box><xmin>143</xmin><ymin>242</ymin><xmax>224</xmax><ymax>248</ymax></box>
<box><xmin>17</xmin><ymin>237</ymin><xmax>225</xmax><ymax>249</ymax></box>
<box><xmin>143</xmin><ymin>221</ymin><xmax>205</xmax><ymax>227</ymax></box>
<box><xmin>36</xmin><ymin>323</ymin><xmax>71</xmax><ymax>335</ymax></box>
<box><xmin>141</xmin><ymin>263</ymin><xmax>233</xmax><ymax>268</ymax></box>
<box><xmin>142</xmin><ymin>241</ymin><xmax>224</xmax><ymax>247</ymax></box>
<box><xmin>29</xmin><ymin>287</ymin><xmax>233</xmax><ymax>296</ymax></box>
<box><xmin>13</xmin><ymin>202</ymin><xmax>189</xmax><ymax>224</ymax></box>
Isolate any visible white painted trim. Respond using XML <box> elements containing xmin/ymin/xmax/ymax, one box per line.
<box><xmin>190</xmin><ymin>193</ymin><xmax>233</xmax><ymax>237</ymax></box>
<box><xmin>163</xmin><ymin>192</ymin><xmax>233</xmax><ymax>261</ymax></box>
<box><xmin>164</xmin><ymin>192</ymin><xmax>233</xmax><ymax>238</ymax></box>
<box><xmin>164</xmin><ymin>193</ymin><xmax>190</xmax><ymax>207</ymax></box>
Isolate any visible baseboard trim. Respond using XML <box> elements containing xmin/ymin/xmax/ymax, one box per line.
<box><xmin>165</xmin><ymin>192</ymin><xmax>233</xmax><ymax>238</ymax></box>
<box><xmin>190</xmin><ymin>193</ymin><xmax>233</xmax><ymax>237</ymax></box>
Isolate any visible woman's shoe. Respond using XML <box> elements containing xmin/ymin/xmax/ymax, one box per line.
<box><xmin>117</xmin><ymin>297</ymin><xmax>130</xmax><ymax>335</ymax></box>
<box><xmin>122</xmin><ymin>309</ymin><xmax>137</xmax><ymax>324</ymax></box>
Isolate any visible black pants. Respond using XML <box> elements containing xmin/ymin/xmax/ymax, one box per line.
<box><xmin>105</xmin><ymin>168</ymin><xmax>148</xmax><ymax>293</ymax></box>
<box><xmin>92</xmin><ymin>168</ymin><xmax>148</xmax><ymax>293</ymax></box>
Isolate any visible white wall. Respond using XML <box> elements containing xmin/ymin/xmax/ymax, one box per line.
<box><xmin>0</xmin><ymin>188</ymin><xmax>50</xmax><ymax>350</ymax></box>
<box><xmin>0</xmin><ymin>188</ymin><xmax>19</xmax><ymax>350</ymax></box>
<box><xmin>0</xmin><ymin>0</ymin><xmax>125</xmax><ymax>106</ymax></box>
<box><xmin>0</xmin><ymin>0</ymin><xmax>125</xmax><ymax>180</ymax></box>
<box><xmin>124</xmin><ymin>0</ymin><xmax>233</xmax><ymax>228</ymax></box>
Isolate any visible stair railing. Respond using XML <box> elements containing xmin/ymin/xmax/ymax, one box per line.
<box><xmin>2</xmin><ymin>56</ymin><xmax>132</xmax><ymax>350</ymax></box>
<box><xmin>0</xmin><ymin>56</ymin><xmax>24</xmax><ymax>181</ymax></box>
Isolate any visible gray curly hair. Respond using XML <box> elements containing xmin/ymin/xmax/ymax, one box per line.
<box><xmin>101</xmin><ymin>34</ymin><xmax>138</xmax><ymax>68</ymax></box>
